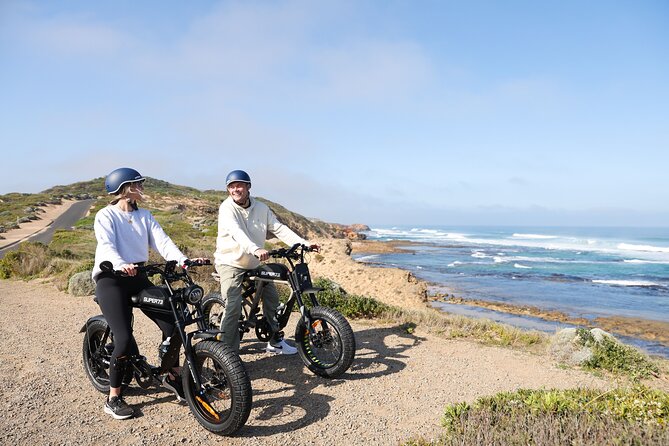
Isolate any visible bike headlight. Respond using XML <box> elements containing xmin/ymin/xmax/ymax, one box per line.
<box><xmin>184</xmin><ymin>285</ymin><xmax>204</xmax><ymax>304</ymax></box>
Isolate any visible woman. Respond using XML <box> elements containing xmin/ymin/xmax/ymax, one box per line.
<box><xmin>92</xmin><ymin>167</ymin><xmax>204</xmax><ymax>420</ymax></box>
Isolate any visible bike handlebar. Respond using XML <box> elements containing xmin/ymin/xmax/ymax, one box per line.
<box><xmin>99</xmin><ymin>258</ymin><xmax>211</xmax><ymax>275</ymax></box>
<box><xmin>183</xmin><ymin>258</ymin><xmax>212</xmax><ymax>268</ymax></box>
<box><xmin>266</xmin><ymin>243</ymin><xmax>317</xmax><ymax>260</ymax></box>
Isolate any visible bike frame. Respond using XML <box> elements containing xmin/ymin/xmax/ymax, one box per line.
<box><xmin>241</xmin><ymin>245</ymin><xmax>325</xmax><ymax>340</ymax></box>
<box><xmin>83</xmin><ymin>261</ymin><xmax>219</xmax><ymax>393</ymax></box>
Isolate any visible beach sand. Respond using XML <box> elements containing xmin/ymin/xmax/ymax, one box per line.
<box><xmin>308</xmin><ymin>238</ymin><xmax>429</xmax><ymax>312</ymax></box>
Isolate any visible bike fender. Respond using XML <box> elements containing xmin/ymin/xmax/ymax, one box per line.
<box><xmin>80</xmin><ymin>315</ymin><xmax>107</xmax><ymax>333</ymax></box>
<box><xmin>193</xmin><ymin>330</ymin><xmax>225</xmax><ymax>341</ymax></box>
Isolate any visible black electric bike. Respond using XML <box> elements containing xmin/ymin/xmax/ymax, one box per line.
<box><xmin>202</xmin><ymin>244</ymin><xmax>356</xmax><ymax>378</ymax></box>
<box><xmin>81</xmin><ymin>259</ymin><xmax>252</xmax><ymax>435</ymax></box>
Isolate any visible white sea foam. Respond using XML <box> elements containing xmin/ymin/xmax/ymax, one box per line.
<box><xmin>514</xmin><ymin>263</ymin><xmax>532</xmax><ymax>269</ymax></box>
<box><xmin>471</xmin><ymin>251</ymin><xmax>488</xmax><ymax>258</ymax></box>
<box><xmin>374</xmin><ymin>227</ymin><xmax>469</xmax><ymax>242</ymax></box>
<box><xmin>623</xmin><ymin>259</ymin><xmax>669</xmax><ymax>264</ymax></box>
<box><xmin>369</xmin><ymin>227</ymin><xmax>669</xmax><ymax>263</ymax></box>
<box><xmin>512</xmin><ymin>233</ymin><xmax>558</xmax><ymax>240</ymax></box>
<box><xmin>592</xmin><ymin>279</ymin><xmax>662</xmax><ymax>287</ymax></box>
<box><xmin>448</xmin><ymin>261</ymin><xmax>462</xmax><ymax>267</ymax></box>
<box><xmin>355</xmin><ymin>254</ymin><xmax>379</xmax><ymax>262</ymax></box>
<box><xmin>618</xmin><ymin>243</ymin><xmax>669</xmax><ymax>254</ymax></box>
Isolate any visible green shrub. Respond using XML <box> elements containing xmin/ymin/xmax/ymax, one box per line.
<box><xmin>313</xmin><ymin>277</ymin><xmax>391</xmax><ymax>318</ymax></box>
<box><xmin>417</xmin><ymin>386</ymin><xmax>669</xmax><ymax>446</ymax></box>
<box><xmin>0</xmin><ymin>251</ymin><xmax>21</xmax><ymax>279</ymax></box>
<box><xmin>0</xmin><ymin>242</ymin><xmax>51</xmax><ymax>279</ymax></box>
<box><xmin>576</xmin><ymin>328</ymin><xmax>660</xmax><ymax>379</ymax></box>
<box><xmin>49</xmin><ymin>228</ymin><xmax>96</xmax><ymax>259</ymax></box>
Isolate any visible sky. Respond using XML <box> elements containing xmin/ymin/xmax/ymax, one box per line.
<box><xmin>1</xmin><ymin>0</ymin><xmax>668</xmax><ymax>227</ymax></box>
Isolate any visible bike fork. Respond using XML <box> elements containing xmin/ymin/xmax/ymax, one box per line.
<box><xmin>86</xmin><ymin>321</ymin><xmax>112</xmax><ymax>365</ymax></box>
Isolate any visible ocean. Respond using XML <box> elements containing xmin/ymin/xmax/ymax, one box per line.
<box><xmin>355</xmin><ymin>226</ymin><xmax>669</xmax><ymax>358</ymax></box>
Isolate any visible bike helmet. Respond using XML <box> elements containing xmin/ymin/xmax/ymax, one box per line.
<box><xmin>105</xmin><ymin>167</ymin><xmax>145</xmax><ymax>194</ymax></box>
<box><xmin>225</xmin><ymin>170</ymin><xmax>251</xmax><ymax>186</ymax></box>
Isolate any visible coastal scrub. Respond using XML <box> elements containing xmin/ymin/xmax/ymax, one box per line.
<box><xmin>405</xmin><ymin>386</ymin><xmax>669</xmax><ymax>445</ymax></box>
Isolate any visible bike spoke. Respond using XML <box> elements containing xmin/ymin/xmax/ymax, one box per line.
<box><xmin>305</xmin><ymin>322</ymin><xmax>342</xmax><ymax>367</ymax></box>
<box><xmin>193</xmin><ymin>357</ymin><xmax>233</xmax><ymax>421</ymax></box>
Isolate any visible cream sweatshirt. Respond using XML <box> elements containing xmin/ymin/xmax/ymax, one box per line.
<box><xmin>214</xmin><ymin>197</ymin><xmax>307</xmax><ymax>270</ymax></box>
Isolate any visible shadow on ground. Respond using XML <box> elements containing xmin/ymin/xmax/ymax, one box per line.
<box><xmin>233</xmin><ymin>324</ymin><xmax>426</xmax><ymax>438</ymax></box>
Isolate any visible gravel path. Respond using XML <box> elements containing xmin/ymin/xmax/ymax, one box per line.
<box><xmin>0</xmin><ymin>279</ymin><xmax>608</xmax><ymax>446</ymax></box>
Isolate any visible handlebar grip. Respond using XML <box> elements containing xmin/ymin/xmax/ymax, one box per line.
<box><xmin>99</xmin><ymin>261</ymin><xmax>136</xmax><ymax>276</ymax></box>
<box><xmin>99</xmin><ymin>261</ymin><xmax>149</xmax><ymax>276</ymax></box>
<box><xmin>183</xmin><ymin>258</ymin><xmax>212</xmax><ymax>267</ymax></box>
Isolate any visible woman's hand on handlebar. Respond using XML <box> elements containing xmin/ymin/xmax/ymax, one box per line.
<box><xmin>119</xmin><ymin>263</ymin><xmax>139</xmax><ymax>276</ymax></box>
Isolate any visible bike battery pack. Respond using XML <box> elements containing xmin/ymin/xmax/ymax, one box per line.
<box><xmin>252</xmin><ymin>263</ymin><xmax>289</xmax><ymax>281</ymax></box>
<box><xmin>131</xmin><ymin>286</ymin><xmax>171</xmax><ymax>310</ymax></box>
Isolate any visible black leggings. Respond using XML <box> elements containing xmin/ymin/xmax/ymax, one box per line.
<box><xmin>95</xmin><ymin>272</ymin><xmax>178</xmax><ymax>389</ymax></box>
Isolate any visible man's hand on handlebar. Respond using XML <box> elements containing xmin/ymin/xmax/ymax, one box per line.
<box><xmin>254</xmin><ymin>248</ymin><xmax>270</xmax><ymax>262</ymax></box>
<box><xmin>183</xmin><ymin>258</ymin><xmax>211</xmax><ymax>269</ymax></box>
<box><xmin>308</xmin><ymin>244</ymin><xmax>321</xmax><ymax>253</ymax></box>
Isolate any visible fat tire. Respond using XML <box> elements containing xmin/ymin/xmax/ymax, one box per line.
<box><xmin>182</xmin><ymin>341</ymin><xmax>252</xmax><ymax>435</ymax></box>
<box><xmin>201</xmin><ymin>293</ymin><xmax>226</xmax><ymax>331</ymax></box>
<box><xmin>82</xmin><ymin>319</ymin><xmax>112</xmax><ymax>393</ymax></box>
<box><xmin>295</xmin><ymin>306</ymin><xmax>355</xmax><ymax>378</ymax></box>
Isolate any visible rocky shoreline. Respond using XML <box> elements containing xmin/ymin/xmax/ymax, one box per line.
<box><xmin>344</xmin><ymin>239</ymin><xmax>669</xmax><ymax>354</ymax></box>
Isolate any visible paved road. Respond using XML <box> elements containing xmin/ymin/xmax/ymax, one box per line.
<box><xmin>0</xmin><ymin>198</ymin><xmax>95</xmax><ymax>258</ymax></box>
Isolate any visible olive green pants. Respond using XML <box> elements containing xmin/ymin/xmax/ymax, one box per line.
<box><xmin>215</xmin><ymin>264</ymin><xmax>280</xmax><ymax>353</ymax></box>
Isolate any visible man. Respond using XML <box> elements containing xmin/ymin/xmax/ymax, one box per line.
<box><xmin>214</xmin><ymin>169</ymin><xmax>318</xmax><ymax>354</ymax></box>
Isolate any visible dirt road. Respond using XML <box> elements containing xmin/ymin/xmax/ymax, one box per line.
<box><xmin>0</xmin><ymin>279</ymin><xmax>610</xmax><ymax>446</ymax></box>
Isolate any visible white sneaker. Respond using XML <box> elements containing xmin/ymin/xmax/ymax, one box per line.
<box><xmin>266</xmin><ymin>339</ymin><xmax>298</xmax><ymax>355</ymax></box>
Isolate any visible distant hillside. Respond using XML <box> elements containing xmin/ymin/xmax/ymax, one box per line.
<box><xmin>0</xmin><ymin>177</ymin><xmax>367</xmax><ymax>241</ymax></box>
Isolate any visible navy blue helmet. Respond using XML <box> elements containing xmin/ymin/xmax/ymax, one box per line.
<box><xmin>105</xmin><ymin>168</ymin><xmax>145</xmax><ymax>194</ymax></box>
<box><xmin>225</xmin><ymin>170</ymin><xmax>251</xmax><ymax>186</ymax></box>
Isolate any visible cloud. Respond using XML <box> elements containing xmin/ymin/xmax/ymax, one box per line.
<box><xmin>508</xmin><ymin>176</ymin><xmax>528</xmax><ymax>186</ymax></box>
<box><xmin>156</xmin><ymin>3</ymin><xmax>309</xmax><ymax>82</ymax></box>
<box><xmin>11</xmin><ymin>11</ymin><xmax>133</xmax><ymax>58</ymax></box>
<box><xmin>310</xmin><ymin>40</ymin><xmax>434</xmax><ymax>103</ymax></box>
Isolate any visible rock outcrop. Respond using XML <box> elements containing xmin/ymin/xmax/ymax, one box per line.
<box><xmin>68</xmin><ymin>270</ymin><xmax>95</xmax><ymax>296</ymax></box>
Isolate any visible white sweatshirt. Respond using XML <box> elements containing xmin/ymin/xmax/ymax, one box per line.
<box><xmin>91</xmin><ymin>205</ymin><xmax>187</xmax><ymax>280</ymax></box>
<box><xmin>214</xmin><ymin>197</ymin><xmax>308</xmax><ymax>270</ymax></box>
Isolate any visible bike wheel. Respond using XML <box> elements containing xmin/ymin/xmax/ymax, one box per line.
<box><xmin>82</xmin><ymin>319</ymin><xmax>112</xmax><ymax>393</ymax></box>
<box><xmin>295</xmin><ymin>306</ymin><xmax>356</xmax><ymax>378</ymax></box>
<box><xmin>201</xmin><ymin>293</ymin><xmax>226</xmax><ymax>330</ymax></box>
<box><xmin>182</xmin><ymin>341</ymin><xmax>252</xmax><ymax>435</ymax></box>
<box><xmin>202</xmin><ymin>292</ymin><xmax>251</xmax><ymax>341</ymax></box>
